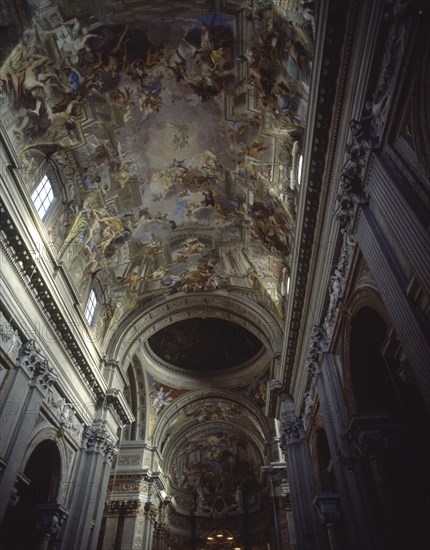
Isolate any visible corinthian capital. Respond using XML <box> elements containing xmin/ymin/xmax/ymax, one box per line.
<box><xmin>83</xmin><ymin>425</ymin><xmax>118</xmax><ymax>464</ymax></box>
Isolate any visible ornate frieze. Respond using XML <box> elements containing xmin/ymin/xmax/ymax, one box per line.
<box><xmin>333</xmin><ymin>124</ymin><xmax>369</xmax><ymax>230</ymax></box>
<box><xmin>319</xmin><ymin>1</ymin><xmax>412</xmax><ymax>367</ymax></box>
<box><xmin>16</xmin><ymin>340</ymin><xmax>58</xmax><ymax>392</ymax></box>
<box><xmin>144</xmin><ymin>502</ymin><xmax>157</xmax><ymax>522</ymax></box>
<box><xmin>45</xmin><ymin>386</ymin><xmax>84</xmax><ymax>442</ymax></box>
<box><xmin>0</xmin><ymin>200</ymin><xmax>131</xmax><ymax>426</ymax></box>
<box><xmin>305</xmin><ymin>324</ymin><xmax>327</xmax><ymax>375</ymax></box>
<box><xmin>323</xmin><ymin>230</ymin><xmax>356</xmax><ymax>341</ymax></box>
<box><xmin>281</xmin><ymin>0</ymin><xmax>353</xmax><ymax>391</ymax></box>
<box><xmin>106</xmin><ymin>499</ymin><xmax>141</xmax><ymax>516</ymax></box>
<box><xmin>302</xmin><ymin>388</ymin><xmax>316</xmax><ymax>431</ymax></box>
<box><xmin>0</xmin><ymin>311</ymin><xmax>22</xmax><ymax>362</ymax></box>
<box><xmin>118</xmin><ymin>455</ymin><xmax>141</xmax><ymax>466</ymax></box>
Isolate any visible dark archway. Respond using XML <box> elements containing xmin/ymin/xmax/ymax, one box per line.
<box><xmin>349</xmin><ymin>306</ymin><xmax>399</xmax><ymax>414</ymax></box>
<box><xmin>348</xmin><ymin>306</ymin><xmax>430</xmax><ymax>550</ymax></box>
<box><xmin>1</xmin><ymin>440</ymin><xmax>62</xmax><ymax>550</ymax></box>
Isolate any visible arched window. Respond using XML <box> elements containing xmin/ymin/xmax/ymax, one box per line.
<box><xmin>84</xmin><ymin>289</ymin><xmax>98</xmax><ymax>326</ymax></box>
<box><xmin>31</xmin><ymin>175</ymin><xmax>55</xmax><ymax>220</ymax></box>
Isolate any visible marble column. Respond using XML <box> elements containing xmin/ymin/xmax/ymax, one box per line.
<box><xmin>280</xmin><ymin>398</ymin><xmax>323</xmax><ymax>550</ymax></box>
<box><xmin>0</xmin><ymin>340</ymin><xmax>57</xmax><ymax>522</ymax></box>
<box><xmin>315</xmin><ymin>352</ymin><xmax>383</xmax><ymax>550</ymax></box>
<box><xmin>355</xmin><ymin>207</ymin><xmax>430</xmax><ymax>405</ymax></box>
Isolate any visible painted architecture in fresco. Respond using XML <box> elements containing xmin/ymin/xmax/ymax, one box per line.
<box><xmin>1</xmin><ymin>0</ymin><xmax>429</xmax><ymax>549</ymax></box>
<box><xmin>0</xmin><ymin>0</ymin><xmax>312</xmax><ymax>329</ymax></box>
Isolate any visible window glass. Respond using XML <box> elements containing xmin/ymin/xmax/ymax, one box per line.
<box><xmin>84</xmin><ymin>289</ymin><xmax>98</xmax><ymax>325</ymax></box>
<box><xmin>31</xmin><ymin>175</ymin><xmax>54</xmax><ymax>219</ymax></box>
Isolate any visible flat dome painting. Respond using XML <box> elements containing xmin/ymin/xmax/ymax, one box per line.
<box><xmin>147</xmin><ymin>317</ymin><xmax>263</xmax><ymax>371</ymax></box>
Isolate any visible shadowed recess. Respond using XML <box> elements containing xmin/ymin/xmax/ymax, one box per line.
<box><xmin>147</xmin><ymin>317</ymin><xmax>263</xmax><ymax>370</ymax></box>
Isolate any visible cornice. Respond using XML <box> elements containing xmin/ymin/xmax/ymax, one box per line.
<box><xmin>276</xmin><ymin>0</ymin><xmax>353</xmax><ymax>403</ymax></box>
<box><xmin>141</xmin><ymin>339</ymin><xmax>269</xmax><ymax>390</ymax></box>
<box><xmin>0</xmin><ymin>196</ymin><xmax>133</xmax><ymax>427</ymax></box>
<box><xmin>0</xmin><ymin>198</ymin><xmax>104</xmax><ymax>397</ymax></box>
<box><xmin>107</xmin><ymin>291</ymin><xmax>284</xmax><ymax>370</ymax></box>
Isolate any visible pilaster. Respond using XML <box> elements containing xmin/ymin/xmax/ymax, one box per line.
<box><xmin>100</xmin><ymin>475</ymin><xmax>162</xmax><ymax>550</ymax></box>
<box><xmin>280</xmin><ymin>398</ymin><xmax>323</xmax><ymax>550</ymax></box>
<box><xmin>355</xmin><ymin>207</ymin><xmax>430</xmax><ymax>404</ymax></box>
<box><xmin>315</xmin><ymin>353</ymin><xmax>383</xmax><ymax>550</ymax></box>
<box><xmin>313</xmin><ymin>493</ymin><xmax>341</xmax><ymax>550</ymax></box>
<box><xmin>62</xmin><ymin>423</ymin><xmax>118</xmax><ymax>550</ymax></box>
<box><xmin>0</xmin><ymin>340</ymin><xmax>57</xmax><ymax>522</ymax></box>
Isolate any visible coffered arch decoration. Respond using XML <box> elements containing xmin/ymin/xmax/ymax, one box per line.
<box><xmin>105</xmin><ymin>293</ymin><xmax>283</xmax><ymax>387</ymax></box>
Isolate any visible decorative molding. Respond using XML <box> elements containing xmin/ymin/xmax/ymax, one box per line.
<box><xmin>0</xmin><ymin>204</ymin><xmax>104</xmax><ymax>399</ymax></box>
<box><xmin>313</xmin><ymin>493</ymin><xmax>341</xmax><ymax>526</ymax></box>
<box><xmin>0</xmin><ymin>201</ymin><xmax>131</xmax><ymax>425</ymax></box>
<box><xmin>321</xmin><ymin>0</ymin><xmax>413</xmax><ymax>351</ymax></box>
<box><xmin>45</xmin><ymin>386</ymin><xmax>84</xmax><ymax>442</ymax></box>
<box><xmin>280</xmin><ymin>409</ymin><xmax>305</xmax><ymax>452</ymax></box>
<box><xmin>118</xmin><ymin>455</ymin><xmax>141</xmax><ymax>466</ymax></box>
<box><xmin>282</xmin><ymin>0</ymin><xmax>354</xmax><ymax>392</ymax></box>
<box><xmin>305</xmin><ymin>324</ymin><xmax>327</xmax><ymax>375</ymax></box>
<box><xmin>17</xmin><ymin>340</ymin><xmax>58</xmax><ymax>392</ymax></box>
<box><xmin>106</xmin><ymin>499</ymin><xmax>142</xmax><ymax>516</ymax></box>
<box><xmin>323</xmin><ymin>230</ymin><xmax>356</xmax><ymax>341</ymax></box>
<box><xmin>106</xmin><ymin>388</ymin><xmax>135</xmax><ymax>425</ymax></box>
<box><xmin>0</xmin><ymin>311</ymin><xmax>22</xmax><ymax>363</ymax></box>
<box><xmin>333</xmin><ymin>125</ymin><xmax>369</xmax><ymax>230</ymax></box>
<box><xmin>83</xmin><ymin>425</ymin><xmax>118</xmax><ymax>465</ymax></box>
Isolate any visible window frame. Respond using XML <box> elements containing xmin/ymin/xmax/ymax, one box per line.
<box><xmin>31</xmin><ymin>175</ymin><xmax>55</xmax><ymax>220</ymax></box>
<box><xmin>84</xmin><ymin>289</ymin><xmax>98</xmax><ymax>326</ymax></box>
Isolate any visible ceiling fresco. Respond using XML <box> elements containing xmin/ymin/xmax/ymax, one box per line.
<box><xmin>1</xmin><ymin>1</ymin><xmax>315</xmax><ymax>536</ymax></box>
<box><xmin>0</xmin><ymin>0</ymin><xmax>314</xmax><ymax>337</ymax></box>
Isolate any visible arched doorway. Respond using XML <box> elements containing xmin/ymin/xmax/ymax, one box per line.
<box><xmin>1</xmin><ymin>440</ymin><xmax>63</xmax><ymax>550</ymax></box>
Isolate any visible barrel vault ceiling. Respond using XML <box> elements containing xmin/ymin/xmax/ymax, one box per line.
<box><xmin>0</xmin><ymin>0</ymin><xmax>314</xmax><ymax>540</ymax></box>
